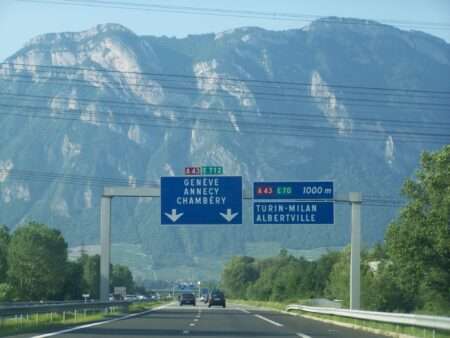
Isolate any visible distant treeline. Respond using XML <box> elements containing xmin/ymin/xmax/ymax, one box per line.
<box><xmin>0</xmin><ymin>222</ymin><xmax>135</xmax><ymax>301</ymax></box>
<box><xmin>221</xmin><ymin>146</ymin><xmax>450</xmax><ymax>315</ymax></box>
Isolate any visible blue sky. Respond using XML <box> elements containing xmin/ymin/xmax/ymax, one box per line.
<box><xmin>1</xmin><ymin>0</ymin><xmax>449</xmax><ymax>61</ymax></box>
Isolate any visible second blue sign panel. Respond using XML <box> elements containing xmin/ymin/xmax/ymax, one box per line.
<box><xmin>254</xmin><ymin>201</ymin><xmax>334</xmax><ymax>225</ymax></box>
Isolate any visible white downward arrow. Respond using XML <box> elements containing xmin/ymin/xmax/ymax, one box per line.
<box><xmin>220</xmin><ymin>209</ymin><xmax>239</xmax><ymax>222</ymax></box>
<box><xmin>165</xmin><ymin>209</ymin><xmax>184</xmax><ymax>222</ymax></box>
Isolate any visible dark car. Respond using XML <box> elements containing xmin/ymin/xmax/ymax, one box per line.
<box><xmin>179</xmin><ymin>293</ymin><xmax>196</xmax><ymax>306</ymax></box>
<box><xmin>208</xmin><ymin>290</ymin><xmax>226</xmax><ymax>308</ymax></box>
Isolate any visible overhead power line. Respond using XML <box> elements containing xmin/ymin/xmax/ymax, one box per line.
<box><xmin>3</xmin><ymin>74</ymin><xmax>450</xmax><ymax>112</ymax></box>
<box><xmin>1</xmin><ymin>107</ymin><xmax>448</xmax><ymax>145</ymax></box>
<box><xmin>1</xmin><ymin>94</ymin><xmax>449</xmax><ymax>144</ymax></box>
<box><xmin>1</xmin><ymin>100</ymin><xmax>449</xmax><ymax>140</ymax></box>
<box><xmin>15</xmin><ymin>0</ymin><xmax>450</xmax><ymax>31</ymax></box>
<box><xmin>5</xmin><ymin>72</ymin><xmax>450</xmax><ymax>103</ymax></box>
<box><xmin>3</xmin><ymin>63</ymin><xmax>450</xmax><ymax>96</ymax></box>
<box><xmin>1</xmin><ymin>168</ymin><xmax>406</xmax><ymax>208</ymax></box>
<box><xmin>1</xmin><ymin>101</ymin><xmax>448</xmax><ymax>132</ymax></box>
<box><xmin>0</xmin><ymin>64</ymin><xmax>448</xmax><ymax>142</ymax></box>
<box><xmin>3</xmin><ymin>169</ymin><xmax>158</xmax><ymax>187</ymax></box>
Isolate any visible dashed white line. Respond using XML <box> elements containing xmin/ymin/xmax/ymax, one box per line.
<box><xmin>239</xmin><ymin>308</ymin><xmax>251</xmax><ymax>314</ymax></box>
<box><xmin>254</xmin><ymin>314</ymin><xmax>284</xmax><ymax>327</ymax></box>
<box><xmin>189</xmin><ymin>323</ymin><xmax>196</xmax><ymax>327</ymax></box>
<box><xmin>194</xmin><ymin>318</ymin><xmax>199</xmax><ymax>322</ymax></box>
<box><xmin>296</xmin><ymin>333</ymin><xmax>312</xmax><ymax>338</ymax></box>
<box><xmin>32</xmin><ymin>303</ymin><xmax>171</xmax><ymax>338</ymax></box>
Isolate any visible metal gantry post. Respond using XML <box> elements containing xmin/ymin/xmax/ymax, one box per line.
<box><xmin>99</xmin><ymin>187</ymin><xmax>160</xmax><ymax>302</ymax></box>
<box><xmin>349</xmin><ymin>192</ymin><xmax>362</xmax><ymax>310</ymax></box>
<box><xmin>100</xmin><ymin>196</ymin><xmax>112</xmax><ymax>302</ymax></box>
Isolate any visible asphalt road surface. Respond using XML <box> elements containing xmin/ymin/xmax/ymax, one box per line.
<box><xmin>22</xmin><ymin>302</ymin><xmax>387</xmax><ymax>338</ymax></box>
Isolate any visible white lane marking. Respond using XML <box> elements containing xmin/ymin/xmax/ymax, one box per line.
<box><xmin>254</xmin><ymin>314</ymin><xmax>284</xmax><ymax>327</ymax></box>
<box><xmin>240</xmin><ymin>308</ymin><xmax>251</xmax><ymax>314</ymax></box>
<box><xmin>182</xmin><ymin>330</ymin><xmax>190</xmax><ymax>334</ymax></box>
<box><xmin>194</xmin><ymin>318</ymin><xmax>199</xmax><ymax>322</ymax></box>
<box><xmin>32</xmin><ymin>304</ymin><xmax>171</xmax><ymax>338</ymax></box>
<box><xmin>189</xmin><ymin>323</ymin><xmax>196</xmax><ymax>327</ymax></box>
<box><xmin>296</xmin><ymin>333</ymin><xmax>312</xmax><ymax>338</ymax></box>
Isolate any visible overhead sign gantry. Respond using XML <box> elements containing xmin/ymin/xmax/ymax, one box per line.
<box><xmin>100</xmin><ymin>174</ymin><xmax>360</xmax><ymax>311</ymax></box>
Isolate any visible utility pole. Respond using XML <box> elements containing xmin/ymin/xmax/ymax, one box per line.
<box><xmin>100</xmin><ymin>196</ymin><xmax>112</xmax><ymax>302</ymax></box>
<box><xmin>349</xmin><ymin>192</ymin><xmax>362</xmax><ymax>310</ymax></box>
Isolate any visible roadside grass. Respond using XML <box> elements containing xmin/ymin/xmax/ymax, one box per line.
<box><xmin>128</xmin><ymin>301</ymin><xmax>165</xmax><ymax>313</ymax></box>
<box><xmin>292</xmin><ymin>311</ymin><xmax>450</xmax><ymax>338</ymax></box>
<box><xmin>231</xmin><ymin>299</ymin><xmax>450</xmax><ymax>338</ymax></box>
<box><xmin>0</xmin><ymin>301</ymin><xmax>166</xmax><ymax>337</ymax></box>
<box><xmin>230</xmin><ymin>299</ymin><xmax>289</xmax><ymax>311</ymax></box>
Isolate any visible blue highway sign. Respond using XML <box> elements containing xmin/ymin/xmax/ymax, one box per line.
<box><xmin>161</xmin><ymin>176</ymin><xmax>242</xmax><ymax>225</ymax></box>
<box><xmin>254</xmin><ymin>201</ymin><xmax>334</xmax><ymax>225</ymax></box>
<box><xmin>254</xmin><ymin>181</ymin><xmax>333</xmax><ymax>200</ymax></box>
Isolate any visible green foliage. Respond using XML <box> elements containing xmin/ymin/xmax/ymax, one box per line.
<box><xmin>324</xmin><ymin>247</ymin><xmax>350</xmax><ymax>306</ymax></box>
<box><xmin>324</xmin><ymin>146</ymin><xmax>450</xmax><ymax>314</ymax></box>
<box><xmin>79</xmin><ymin>253</ymin><xmax>100</xmax><ymax>299</ymax></box>
<box><xmin>222</xmin><ymin>250</ymin><xmax>340</xmax><ymax>303</ymax></box>
<box><xmin>221</xmin><ymin>256</ymin><xmax>258</xmax><ymax>299</ymax></box>
<box><xmin>310</xmin><ymin>250</ymin><xmax>340</xmax><ymax>296</ymax></box>
<box><xmin>0</xmin><ymin>282</ymin><xmax>12</xmax><ymax>301</ymax></box>
<box><xmin>62</xmin><ymin>260</ymin><xmax>84</xmax><ymax>300</ymax></box>
<box><xmin>0</xmin><ymin>225</ymin><xmax>10</xmax><ymax>282</ymax></box>
<box><xmin>0</xmin><ymin>222</ymin><xmax>137</xmax><ymax>301</ymax></box>
<box><xmin>111</xmin><ymin>264</ymin><xmax>135</xmax><ymax>293</ymax></box>
<box><xmin>7</xmin><ymin>222</ymin><xmax>68</xmax><ymax>300</ymax></box>
<box><xmin>385</xmin><ymin>145</ymin><xmax>450</xmax><ymax>314</ymax></box>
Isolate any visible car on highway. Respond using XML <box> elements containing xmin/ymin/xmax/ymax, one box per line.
<box><xmin>200</xmin><ymin>288</ymin><xmax>209</xmax><ymax>303</ymax></box>
<box><xmin>208</xmin><ymin>290</ymin><xmax>226</xmax><ymax>308</ymax></box>
<box><xmin>179</xmin><ymin>293</ymin><xmax>196</xmax><ymax>306</ymax></box>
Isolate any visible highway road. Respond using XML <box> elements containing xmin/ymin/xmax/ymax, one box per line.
<box><xmin>19</xmin><ymin>302</ymin><xmax>387</xmax><ymax>338</ymax></box>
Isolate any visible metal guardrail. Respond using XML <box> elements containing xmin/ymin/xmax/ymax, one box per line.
<box><xmin>0</xmin><ymin>301</ymin><xmax>69</xmax><ymax>307</ymax></box>
<box><xmin>286</xmin><ymin>304</ymin><xmax>450</xmax><ymax>331</ymax></box>
<box><xmin>0</xmin><ymin>300</ymin><xmax>130</xmax><ymax>317</ymax></box>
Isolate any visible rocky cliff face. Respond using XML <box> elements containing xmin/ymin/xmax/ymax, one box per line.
<box><xmin>1</xmin><ymin>18</ymin><xmax>449</xmax><ymax>279</ymax></box>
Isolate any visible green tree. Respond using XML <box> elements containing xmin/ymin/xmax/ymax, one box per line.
<box><xmin>385</xmin><ymin>145</ymin><xmax>450</xmax><ymax>313</ymax></box>
<box><xmin>309</xmin><ymin>251</ymin><xmax>340</xmax><ymax>297</ymax></box>
<box><xmin>221</xmin><ymin>256</ymin><xmax>259</xmax><ymax>299</ymax></box>
<box><xmin>7</xmin><ymin>222</ymin><xmax>68</xmax><ymax>300</ymax></box>
<box><xmin>79</xmin><ymin>254</ymin><xmax>100</xmax><ymax>299</ymax></box>
<box><xmin>0</xmin><ymin>225</ymin><xmax>10</xmax><ymax>282</ymax></box>
<box><xmin>363</xmin><ymin>261</ymin><xmax>408</xmax><ymax>312</ymax></box>
<box><xmin>111</xmin><ymin>264</ymin><xmax>134</xmax><ymax>293</ymax></box>
<box><xmin>325</xmin><ymin>248</ymin><xmax>350</xmax><ymax>307</ymax></box>
<box><xmin>62</xmin><ymin>261</ymin><xmax>84</xmax><ymax>300</ymax></box>
<box><xmin>0</xmin><ymin>283</ymin><xmax>12</xmax><ymax>301</ymax></box>
<box><xmin>246</xmin><ymin>263</ymin><xmax>277</xmax><ymax>301</ymax></box>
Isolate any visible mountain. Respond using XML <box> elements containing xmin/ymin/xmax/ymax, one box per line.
<box><xmin>1</xmin><ymin>18</ymin><xmax>449</xmax><ymax>281</ymax></box>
